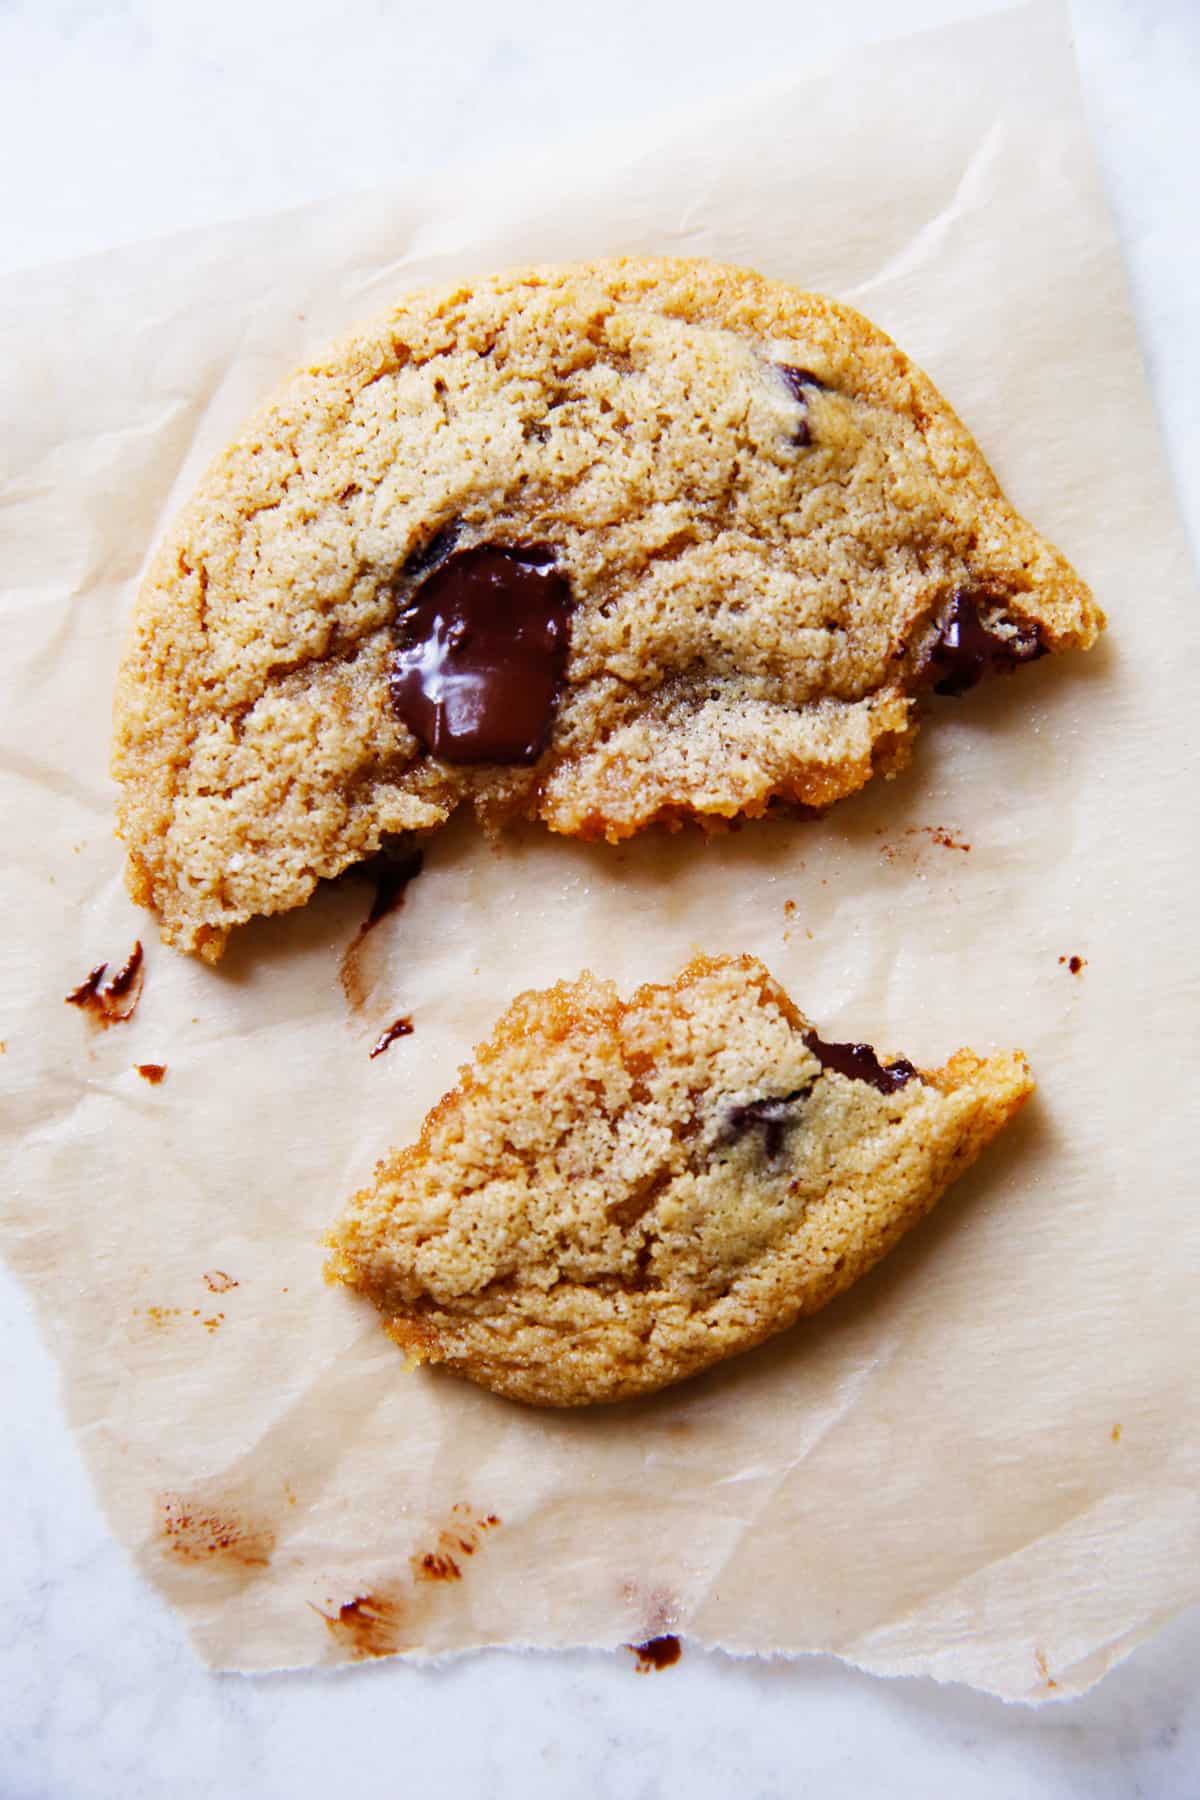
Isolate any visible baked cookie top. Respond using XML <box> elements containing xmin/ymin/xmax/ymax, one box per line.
<box><xmin>327</xmin><ymin>955</ymin><xmax>1033</xmax><ymax>1406</ymax></box>
<box><xmin>112</xmin><ymin>258</ymin><xmax>1102</xmax><ymax>961</ymax></box>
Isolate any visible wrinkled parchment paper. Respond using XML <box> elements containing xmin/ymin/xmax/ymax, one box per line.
<box><xmin>2</xmin><ymin>0</ymin><xmax>1198</xmax><ymax>1702</ymax></box>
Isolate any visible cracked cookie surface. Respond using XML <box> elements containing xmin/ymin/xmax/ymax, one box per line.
<box><xmin>112</xmin><ymin>257</ymin><xmax>1102</xmax><ymax>961</ymax></box>
<box><xmin>327</xmin><ymin>955</ymin><xmax>1033</xmax><ymax>1405</ymax></box>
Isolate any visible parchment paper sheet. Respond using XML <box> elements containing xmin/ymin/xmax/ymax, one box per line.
<box><xmin>2</xmin><ymin>0</ymin><xmax>1197</xmax><ymax>1702</ymax></box>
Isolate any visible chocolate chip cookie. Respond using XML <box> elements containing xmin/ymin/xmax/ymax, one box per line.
<box><xmin>112</xmin><ymin>258</ymin><xmax>1102</xmax><ymax>961</ymax></box>
<box><xmin>327</xmin><ymin>955</ymin><xmax>1033</xmax><ymax>1405</ymax></box>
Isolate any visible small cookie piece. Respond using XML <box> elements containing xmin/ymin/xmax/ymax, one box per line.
<box><xmin>327</xmin><ymin>955</ymin><xmax>1032</xmax><ymax>1405</ymax></box>
<box><xmin>113</xmin><ymin>258</ymin><xmax>1102</xmax><ymax>962</ymax></box>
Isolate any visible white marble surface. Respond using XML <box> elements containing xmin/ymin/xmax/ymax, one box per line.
<box><xmin>2</xmin><ymin>0</ymin><xmax>1198</xmax><ymax>1792</ymax></box>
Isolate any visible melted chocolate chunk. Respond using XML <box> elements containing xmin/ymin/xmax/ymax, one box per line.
<box><xmin>724</xmin><ymin>1086</ymin><xmax>812</xmax><ymax>1160</ymax></box>
<box><xmin>390</xmin><ymin>545</ymin><xmax>573</xmax><ymax>764</ymax></box>
<box><xmin>803</xmin><ymin>1030</ymin><xmax>917</xmax><ymax>1095</ymax></box>
<box><xmin>929</xmin><ymin>589</ymin><xmax>1046</xmax><ymax>696</ymax></box>
<box><xmin>369</xmin><ymin>1016</ymin><xmax>414</xmax><ymax>1059</ymax></box>
<box><xmin>774</xmin><ymin>364</ymin><xmax>826</xmax><ymax>447</ymax></box>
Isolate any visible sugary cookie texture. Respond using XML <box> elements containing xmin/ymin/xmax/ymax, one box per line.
<box><xmin>112</xmin><ymin>258</ymin><xmax>1102</xmax><ymax>961</ymax></box>
<box><xmin>327</xmin><ymin>955</ymin><xmax>1033</xmax><ymax>1405</ymax></box>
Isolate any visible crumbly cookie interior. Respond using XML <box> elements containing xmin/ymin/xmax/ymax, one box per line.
<box><xmin>328</xmin><ymin>955</ymin><xmax>1033</xmax><ymax>1405</ymax></box>
<box><xmin>112</xmin><ymin>259</ymin><xmax>1102</xmax><ymax>961</ymax></box>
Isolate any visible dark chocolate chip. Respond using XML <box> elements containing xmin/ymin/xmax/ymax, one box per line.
<box><xmin>774</xmin><ymin>364</ymin><xmax>826</xmax><ymax>448</ymax></box>
<box><xmin>723</xmin><ymin>1086</ymin><xmax>813</xmax><ymax>1161</ymax></box>
<box><xmin>775</xmin><ymin>364</ymin><xmax>827</xmax><ymax>397</ymax></box>
<box><xmin>390</xmin><ymin>544</ymin><xmax>573</xmax><ymax>765</ymax></box>
<box><xmin>928</xmin><ymin>589</ymin><xmax>1046</xmax><ymax>697</ymax></box>
<box><xmin>803</xmin><ymin>1030</ymin><xmax>917</xmax><ymax>1095</ymax></box>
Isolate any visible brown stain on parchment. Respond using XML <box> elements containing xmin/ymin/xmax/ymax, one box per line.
<box><xmin>316</xmin><ymin>1504</ymin><xmax>500</xmax><ymax>1656</ymax></box>
<box><xmin>338</xmin><ymin>947</ymin><xmax>369</xmax><ymax>1013</ymax></box>
<box><xmin>369</xmin><ymin>1016</ymin><xmax>414</xmax><ymax>1059</ymax></box>
<box><xmin>1034</xmin><ymin>1649</ymin><xmax>1059</xmax><ymax>1692</ymax></box>
<box><xmin>65</xmin><ymin>941</ymin><xmax>145</xmax><ymax>1025</ymax></box>
<box><xmin>318</xmin><ymin>1506</ymin><xmax>501</xmax><ymax>1663</ymax></box>
<box><xmin>134</xmin><ymin>1300</ymin><xmax>228</xmax><ymax>1335</ymax></box>
<box><xmin>135</xmin><ymin>1062</ymin><xmax>167</xmax><ymax>1084</ymax></box>
<box><xmin>338</xmin><ymin>845</ymin><xmax>424</xmax><ymax>1012</ymax></box>
<box><xmin>621</xmin><ymin>1578</ymin><xmax>682</xmax><ymax>1662</ymax></box>
<box><xmin>628</xmin><ymin>1635</ymin><xmax>683</xmax><ymax>1672</ymax></box>
<box><xmin>142</xmin><ymin>1305</ymin><xmax>181</xmax><ymax>1327</ymax></box>
<box><xmin>877</xmin><ymin>824</ymin><xmax>971</xmax><ymax>864</ymax></box>
<box><xmin>159</xmin><ymin>1493</ymin><xmax>275</xmax><ymax>1571</ymax></box>
<box><xmin>411</xmin><ymin>1503</ymin><xmax>501</xmax><ymax>1583</ymax></box>
<box><xmin>319</xmin><ymin>1588</ymin><xmax>409</xmax><ymax>1659</ymax></box>
<box><xmin>202</xmin><ymin>1270</ymin><xmax>238</xmax><ymax>1293</ymax></box>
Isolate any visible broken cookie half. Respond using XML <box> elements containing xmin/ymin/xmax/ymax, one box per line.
<box><xmin>327</xmin><ymin>955</ymin><xmax>1033</xmax><ymax>1406</ymax></box>
<box><xmin>112</xmin><ymin>257</ymin><xmax>1101</xmax><ymax>962</ymax></box>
